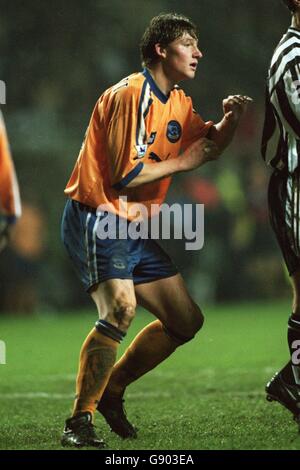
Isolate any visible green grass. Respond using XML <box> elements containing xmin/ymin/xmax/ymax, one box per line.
<box><xmin>0</xmin><ymin>300</ymin><xmax>299</xmax><ymax>450</ymax></box>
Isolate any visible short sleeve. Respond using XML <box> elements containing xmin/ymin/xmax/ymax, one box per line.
<box><xmin>181</xmin><ymin>95</ymin><xmax>214</xmax><ymax>151</ymax></box>
<box><xmin>103</xmin><ymin>86</ymin><xmax>146</xmax><ymax>190</ymax></box>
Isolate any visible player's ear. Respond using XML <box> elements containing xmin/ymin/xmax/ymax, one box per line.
<box><xmin>154</xmin><ymin>43</ymin><xmax>167</xmax><ymax>60</ymax></box>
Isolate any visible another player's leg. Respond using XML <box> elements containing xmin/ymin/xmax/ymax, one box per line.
<box><xmin>266</xmin><ymin>269</ymin><xmax>300</xmax><ymax>423</ymax></box>
<box><xmin>97</xmin><ymin>273</ymin><xmax>204</xmax><ymax>438</ymax></box>
<box><xmin>265</xmin><ymin>171</ymin><xmax>300</xmax><ymax>426</ymax></box>
<box><xmin>61</xmin><ymin>279</ymin><xmax>136</xmax><ymax>448</ymax></box>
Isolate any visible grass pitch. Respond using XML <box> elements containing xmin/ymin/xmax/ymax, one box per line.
<box><xmin>0</xmin><ymin>300</ymin><xmax>299</xmax><ymax>450</ymax></box>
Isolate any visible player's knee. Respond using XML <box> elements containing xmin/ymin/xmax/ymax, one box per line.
<box><xmin>186</xmin><ymin>303</ymin><xmax>204</xmax><ymax>337</ymax></box>
<box><xmin>164</xmin><ymin>304</ymin><xmax>204</xmax><ymax>345</ymax></box>
<box><xmin>116</xmin><ymin>304</ymin><xmax>136</xmax><ymax>331</ymax></box>
<box><xmin>194</xmin><ymin>307</ymin><xmax>205</xmax><ymax>332</ymax></box>
<box><xmin>179</xmin><ymin>303</ymin><xmax>204</xmax><ymax>340</ymax></box>
<box><xmin>108</xmin><ymin>298</ymin><xmax>136</xmax><ymax>332</ymax></box>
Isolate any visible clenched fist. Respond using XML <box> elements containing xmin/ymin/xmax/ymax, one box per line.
<box><xmin>223</xmin><ymin>95</ymin><xmax>253</xmax><ymax>123</ymax></box>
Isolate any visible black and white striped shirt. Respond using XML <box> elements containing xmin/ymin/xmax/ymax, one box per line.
<box><xmin>262</xmin><ymin>27</ymin><xmax>300</xmax><ymax>172</ymax></box>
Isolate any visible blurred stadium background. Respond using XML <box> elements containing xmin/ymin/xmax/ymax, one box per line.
<box><xmin>0</xmin><ymin>0</ymin><xmax>298</xmax><ymax>451</ymax></box>
<box><xmin>0</xmin><ymin>0</ymin><xmax>292</xmax><ymax>313</ymax></box>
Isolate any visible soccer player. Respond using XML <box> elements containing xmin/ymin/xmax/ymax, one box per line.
<box><xmin>0</xmin><ymin>109</ymin><xmax>21</xmax><ymax>253</ymax></box>
<box><xmin>262</xmin><ymin>0</ymin><xmax>300</xmax><ymax>428</ymax></box>
<box><xmin>61</xmin><ymin>13</ymin><xmax>251</xmax><ymax>448</ymax></box>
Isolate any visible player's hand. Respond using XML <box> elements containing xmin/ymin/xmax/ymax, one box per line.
<box><xmin>223</xmin><ymin>95</ymin><xmax>253</xmax><ymax>123</ymax></box>
<box><xmin>181</xmin><ymin>137</ymin><xmax>221</xmax><ymax>171</ymax></box>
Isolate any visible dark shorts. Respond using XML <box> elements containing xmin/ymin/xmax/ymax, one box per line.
<box><xmin>61</xmin><ymin>199</ymin><xmax>178</xmax><ymax>291</ymax></box>
<box><xmin>268</xmin><ymin>169</ymin><xmax>300</xmax><ymax>276</ymax></box>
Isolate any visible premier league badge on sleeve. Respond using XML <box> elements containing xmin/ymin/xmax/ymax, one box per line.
<box><xmin>166</xmin><ymin>120</ymin><xmax>182</xmax><ymax>143</ymax></box>
<box><xmin>135</xmin><ymin>144</ymin><xmax>148</xmax><ymax>158</ymax></box>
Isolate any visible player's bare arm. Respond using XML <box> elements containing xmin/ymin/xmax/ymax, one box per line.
<box><xmin>126</xmin><ymin>137</ymin><xmax>220</xmax><ymax>188</ymax></box>
<box><xmin>208</xmin><ymin>94</ymin><xmax>253</xmax><ymax>152</ymax></box>
<box><xmin>126</xmin><ymin>94</ymin><xmax>252</xmax><ymax>189</ymax></box>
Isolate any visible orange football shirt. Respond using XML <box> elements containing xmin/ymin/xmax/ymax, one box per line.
<box><xmin>0</xmin><ymin>110</ymin><xmax>21</xmax><ymax>222</ymax></box>
<box><xmin>65</xmin><ymin>69</ymin><xmax>213</xmax><ymax>219</ymax></box>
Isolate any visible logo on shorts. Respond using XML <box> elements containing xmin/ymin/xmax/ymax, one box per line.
<box><xmin>166</xmin><ymin>120</ymin><xmax>182</xmax><ymax>143</ymax></box>
<box><xmin>111</xmin><ymin>255</ymin><xmax>126</xmax><ymax>270</ymax></box>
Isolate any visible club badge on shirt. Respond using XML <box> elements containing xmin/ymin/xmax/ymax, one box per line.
<box><xmin>167</xmin><ymin>120</ymin><xmax>182</xmax><ymax>143</ymax></box>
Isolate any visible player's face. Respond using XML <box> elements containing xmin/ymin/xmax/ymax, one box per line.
<box><xmin>163</xmin><ymin>33</ymin><xmax>202</xmax><ymax>82</ymax></box>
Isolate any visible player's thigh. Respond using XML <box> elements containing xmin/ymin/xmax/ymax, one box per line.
<box><xmin>135</xmin><ymin>273</ymin><xmax>203</xmax><ymax>337</ymax></box>
<box><xmin>269</xmin><ymin>171</ymin><xmax>300</xmax><ymax>278</ymax></box>
<box><xmin>90</xmin><ymin>279</ymin><xmax>137</xmax><ymax>330</ymax></box>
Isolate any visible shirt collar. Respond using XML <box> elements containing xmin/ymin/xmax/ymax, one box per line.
<box><xmin>288</xmin><ymin>27</ymin><xmax>300</xmax><ymax>37</ymax></box>
<box><xmin>142</xmin><ymin>68</ymin><xmax>169</xmax><ymax>104</ymax></box>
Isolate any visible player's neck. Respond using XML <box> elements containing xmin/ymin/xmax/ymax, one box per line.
<box><xmin>291</xmin><ymin>13</ymin><xmax>300</xmax><ymax>30</ymax></box>
<box><xmin>146</xmin><ymin>66</ymin><xmax>175</xmax><ymax>96</ymax></box>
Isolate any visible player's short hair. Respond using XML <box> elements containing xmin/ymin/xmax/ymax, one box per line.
<box><xmin>282</xmin><ymin>0</ymin><xmax>297</xmax><ymax>12</ymax></box>
<box><xmin>140</xmin><ymin>13</ymin><xmax>198</xmax><ymax>67</ymax></box>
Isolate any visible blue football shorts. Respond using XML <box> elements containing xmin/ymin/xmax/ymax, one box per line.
<box><xmin>61</xmin><ymin>199</ymin><xmax>179</xmax><ymax>291</ymax></box>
